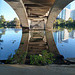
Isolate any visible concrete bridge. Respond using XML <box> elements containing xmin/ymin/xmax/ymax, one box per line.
<box><xmin>4</xmin><ymin>0</ymin><xmax>73</xmax><ymax>30</ymax></box>
<box><xmin>3</xmin><ymin>0</ymin><xmax>74</xmax><ymax>63</ymax></box>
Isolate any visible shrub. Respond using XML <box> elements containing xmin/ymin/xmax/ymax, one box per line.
<box><xmin>20</xmin><ymin>42</ymin><xmax>24</xmax><ymax>44</ymax></box>
<box><xmin>30</xmin><ymin>50</ymin><xmax>55</xmax><ymax>65</ymax></box>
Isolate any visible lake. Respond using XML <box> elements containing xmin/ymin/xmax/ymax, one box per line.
<box><xmin>53</xmin><ymin>29</ymin><xmax>75</xmax><ymax>59</ymax></box>
<box><xmin>0</xmin><ymin>28</ymin><xmax>22</xmax><ymax>60</ymax></box>
<box><xmin>0</xmin><ymin>28</ymin><xmax>75</xmax><ymax>61</ymax></box>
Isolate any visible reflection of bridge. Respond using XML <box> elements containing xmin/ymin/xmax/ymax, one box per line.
<box><xmin>0</xmin><ymin>29</ymin><xmax>5</xmax><ymax>37</ymax></box>
<box><xmin>4</xmin><ymin>0</ymin><xmax>74</xmax><ymax>63</ymax></box>
<box><xmin>54</xmin><ymin>29</ymin><xmax>75</xmax><ymax>44</ymax></box>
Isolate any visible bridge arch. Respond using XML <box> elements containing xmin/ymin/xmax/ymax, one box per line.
<box><xmin>4</xmin><ymin>0</ymin><xmax>29</xmax><ymax>29</ymax></box>
<box><xmin>46</xmin><ymin>0</ymin><xmax>73</xmax><ymax>30</ymax></box>
<box><xmin>4</xmin><ymin>0</ymin><xmax>74</xmax><ymax>30</ymax></box>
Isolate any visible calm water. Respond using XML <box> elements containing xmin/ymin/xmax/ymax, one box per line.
<box><xmin>0</xmin><ymin>28</ymin><xmax>22</xmax><ymax>60</ymax></box>
<box><xmin>0</xmin><ymin>28</ymin><xmax>75</xmax><ymax>61</ymax></box>
<box><xmin>53</xmin><ymin>29</ymin><xmax>75</xmax><ymax>59</ymax></box>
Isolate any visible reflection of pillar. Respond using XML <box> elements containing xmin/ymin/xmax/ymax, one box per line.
<box><xmin>12</xmin><ymin>29</ymin><xmax>29</xmax><ymax>64</ymax></box>
<box><xmin>46</xmin><ymin>30</ymin><xmax>59</xmax><ymax>55</ymax></box>
<box><xmin>64</xmin><ymin>29</ymin><xmax>69</xmax><ymax>40</ymax></box>
<box><xmin>19</xmin><ymin>30</ymin><xmax>29</xmax><ymax>63</ymax></box>
<box><xmin>19</xmin><ymin>31</ymin><xmax>29</xmax><ymax>51</ymax></box>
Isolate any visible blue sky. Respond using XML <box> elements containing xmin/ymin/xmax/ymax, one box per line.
<box><xmin>0</xmin><ymin>0</ymin><xmax>75</xmax><ymax>21</ymax></box>
<box><xmin>67</xmin><ymin>0</ymin><xmax>75</xmax><ymax>10</ymax></box>
<box><xmin>0</xmin><ymin>0</ymin><xmax>19</xmax><ymax>21</ymax></box>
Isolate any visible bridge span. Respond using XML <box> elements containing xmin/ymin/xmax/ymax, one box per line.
<box><xmin>4</xmin><ymin>0</ymin><xmax>73</xmax><ymax>30</ymax></box>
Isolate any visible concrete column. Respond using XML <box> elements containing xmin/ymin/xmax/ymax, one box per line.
<box><xmin>5</xmin><ymin>0</ymin><xmax>29</xmax><ymax>32</ymax></box>
<box><xmin>46</xmin><ymin>0</ymin><xmax>73</xmax><ymax>30</ymax></box>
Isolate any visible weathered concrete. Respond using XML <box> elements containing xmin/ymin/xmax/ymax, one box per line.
<box><xmin>5</xmin><ymin>0</ymin><xmax>74</xmax><ymax>29</ymax></box>
<box><xmin>5</xmin><ymin>0</ymin><xmax>29</xmax><ymax>28</ymax></box>
<box><xmin>23</xmin><ymin>0</ymin><xmax>55</xmax><ymax>17</ymax></box>
<box><xmin>30</xmin><ymin>20</ymin><xmax>45</xmax><ymax>30</ymax></box>
<box><xmin>0</xmin><ymin>64</ymin><xmax>75</xmax><ymax>75</ymax></box>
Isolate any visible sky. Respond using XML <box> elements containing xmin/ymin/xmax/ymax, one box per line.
<box><xmin>0</xmin><ymin>0</ymin><xmax>19</xmax><ymax>21</ymax></box>
<box><xmin>66</xmin><ymin>0</ymin><xmax>75</xmax><ymax>10</ymax></box>
<box><xmin>0</xmin><ymin>0</ymin><xmax>75</xmax><ymax>21</ymax></box>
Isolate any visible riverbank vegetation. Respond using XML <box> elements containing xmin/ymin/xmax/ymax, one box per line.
<box><xmin>0</xmin><ymin>15</ymin><xmax>21</xmax><ymax>28</ymax></box>
<box><xmin>5</xmin><ymin>49</ymin><xmax>28</xmax><ymax>64</ymax></box>
<box><xmin>30</xmin><ymin>50</ymin><xmax>55</xmax><ymax>65</ymax></box>
<box><xmin>53</xmin><ymin>18</ymin><xmax>75</xmax><ymax>31</ymax></box>
<box><xmin>5</xmin><ymin>50</ymin><xmax>55</xmax><ymax>65</ymax></box>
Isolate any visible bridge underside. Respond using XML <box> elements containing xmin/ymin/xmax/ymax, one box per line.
<box><xmin>4</xmin><ymin>0</ymin><xmax>73</xmax><ymax>64</ymax></box>
<box><xmin>5</xmin><ymin>0</ymin><xmax>73</xmax><ymax>29</ymax></box>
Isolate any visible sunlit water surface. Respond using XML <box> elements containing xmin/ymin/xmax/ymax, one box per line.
<box><xmin>0</xmin><ymin>28</ymin><xmax>22</xmax><ymax>60</ymax></box>
<box><xmin>0</xmin><ymin>28</ymin><xmax>75</xmax><ymax>61</ymax></box>
<box><xmin>53</xmin><ymin>29</ymin><xmax>75</xmax><ymax>59</ymax></box>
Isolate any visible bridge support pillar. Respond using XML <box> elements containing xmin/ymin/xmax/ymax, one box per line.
<box><xmin>5</xmin><ymin>0</ymin><xmax>29</xmax><ymax>32</ymax></box>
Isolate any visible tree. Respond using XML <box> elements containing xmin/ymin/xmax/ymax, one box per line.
<box><xmin>68</xmin><ymin>17</ymin><xmax>73</xmax><ymax>22</ymax></box>
<box><xmin>0</xmin><ymin>15</ymin><xmax>5</xmax><ymax>24</ymax></box>
<box><xmin>13</xmin><ymin>18</ymin><xmax>20</xmax><ymax>26</ymax></box>
<box><xmin>57</xmin><ymin>19</ymin><xmax>61</xmax><ymax>25</ymax></box>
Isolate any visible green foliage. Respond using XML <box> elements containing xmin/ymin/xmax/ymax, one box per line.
<box><xmin>30</xmin><ymin>55</ymin><xmax>41</xmax><ymax>65</ymax></box>
<box><xmin>13</xmin><ymin>49</ymin><xmax>27</xmax><ymax>64</ymax></box>
<box><xmin>53</xmin><ymin>18</ymin><xmax>75</xmax><ymax>31</ymax></box>
<box><xmin>68</xmin><ymin>17</ymin><xmax>73</xmax><ymax>22</ymax></box>
<box><xmin>30</xmin><ymin>50</ymin><xmax>55</xmax><ymax>65</ymax></box>
<box><xmin>54</xmin><ymin>19</ymin><xmax>65</xmax><ymax>25</ymax></box>
<box><xmin>5</xmin><ymin>49</ymin><xmax>28</xmax><ymax>64</ymax></box>
<box><xmin>21</xmin><ymin>42</ymin><xmax>24</xmax><ymax>44</ymax></box>
<box><xmin>0</xmin><ymin>15</ymin><xmax>20</xmax><ymax>28</ymax></box>
<box><xmin>16</xmin><ymin>52</ymin><xmax>27</xmax><ymax>64</ymax></box>
<box><xmin>0</xmin><ymin>15</ymin><xmax>5</xmax><ymax>24</ymax></box>
<box><xmin>5</xmin><ymin>53</ymin><xmax>13</xmax><ymax>64</ymax></box>
<box><xmin>57</xmin><ymin>20</ymin><xmax>61</xmax><ymax>25</ymax></box>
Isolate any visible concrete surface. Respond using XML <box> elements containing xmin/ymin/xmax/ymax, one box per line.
<box><xmin>0</xmin><ymin>64</ymin><xmax>75</xmax><ymax>75</ymax></box>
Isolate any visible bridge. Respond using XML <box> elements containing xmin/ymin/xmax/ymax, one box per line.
<box><xmin>4</xmin><ymin>0</ymin><xmax>74</xmax><ymax>64</ymax></box>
